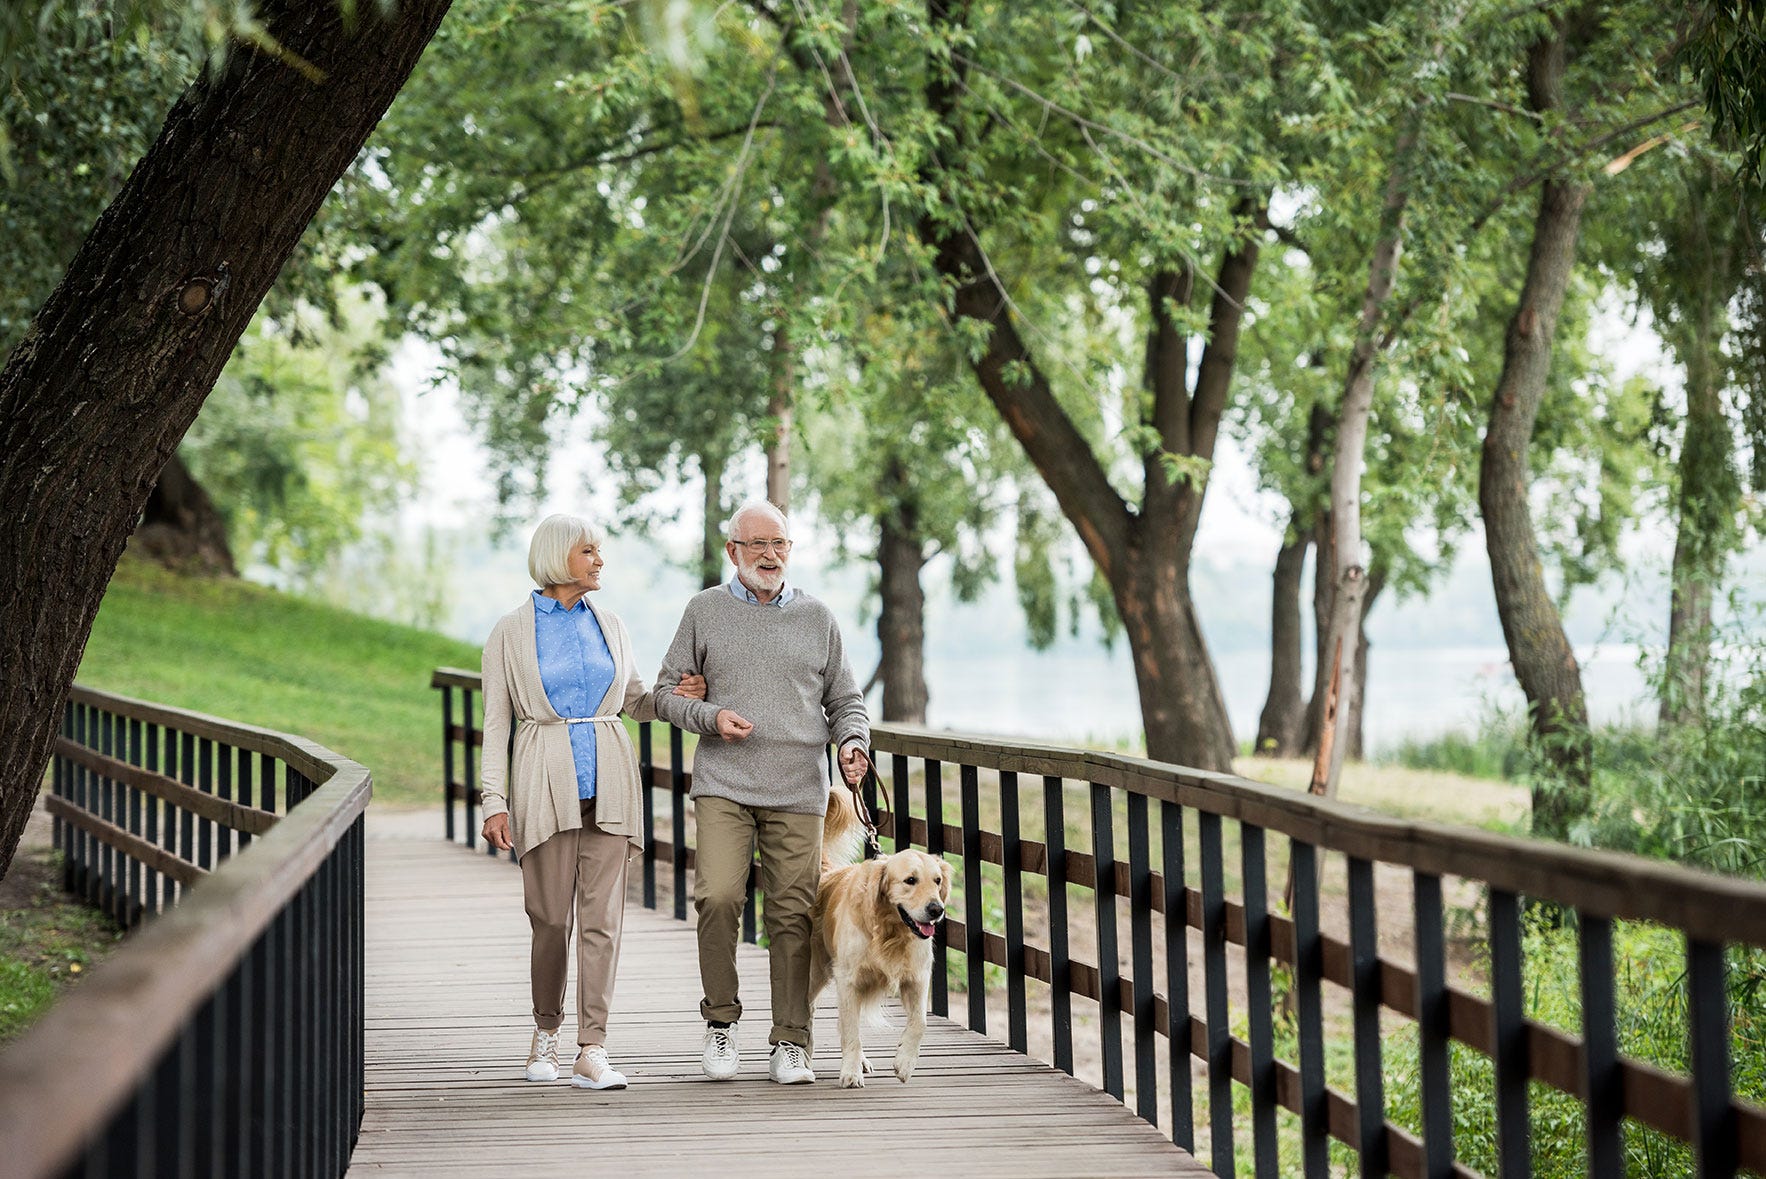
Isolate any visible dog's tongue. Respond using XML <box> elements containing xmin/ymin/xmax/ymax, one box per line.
<box><xmin>915</xmin><ymin>920</ymin><xmax>936</xmax><ymax>938</ymax></box>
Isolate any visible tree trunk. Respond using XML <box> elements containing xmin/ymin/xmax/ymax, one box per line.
<box><xmin>1254</xmin><ymin>521</ymin><xmax>1311</xmax><ymax>756</ymax></box>
<box><xmin>1311</xmin><ymin>95</ymin><xmax>1427</xmax><ymax>799</ymax></box>
<box><xmin>877</xmin><ymin>466</ymin><xmax>930</xmax><ymax>723</ymax></box>
<box><xmin>0</xmin><ymin>0</ymin><xmax>453</xmax><ymax>881</ymax></box>
<box><xmin>1661</xmin><ymin>342</ymin><xmax>1726</xmax><ymax>725</ymax></box>
<box><xmin>699</xmin><ymin>451</ymin><xmax>725</xmax><ymax>589</ymax></box>
<box><xmin>1659</xmin><ymin>169</ymin><xmax>1741</xmax><ymax>728</ymax></box>
<box><xmin>1480</xmin><ymin>31</ymin><xmax>1593</xmax><ymax>840</ymax></box>
<box><xmin>1115</xmin><ymin>557</ymin><xmax>1239</xmax><ymax>769</ymax></box>
<box><xmin>1344</xmin><ymin>567</ymin><xmax>1385</xmax><ymax>761</ymax></box>
<box><xmin>132</xmin><ymin>451</ymin><xmax>237</xmax><ymax>577</ymax></box>
<box><xmin>767</xmin><ymin>319</ymin><xmax>792</xmax><ymax>514</ymax></box>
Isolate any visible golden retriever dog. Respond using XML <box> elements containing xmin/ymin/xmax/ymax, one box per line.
<box><xmin>809</xmin><ymin>785</ymin><xmax>951</xmax><ymax>1088</ymax></box>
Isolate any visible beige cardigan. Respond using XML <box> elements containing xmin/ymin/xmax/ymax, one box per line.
<box><xmin>478</xmin><ymin>595</ymin><xmax>658</xmax><ymax>860</ymax></box>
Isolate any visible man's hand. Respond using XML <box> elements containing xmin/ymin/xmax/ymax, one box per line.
<box><xmin>675</xmin><ymin>673</ymin><xmax>707</xmax><ymax>700</ymax></box>
<box><xmin>839</xmin><ymin>744</ymin><xmax>870</xmax><ymax>785</ymax></box>
<box><xmin>715</xmin><ymin>709</ymin><xmax>754</xmax><ymax>742</ymax></box>
<box><xmin>482</xmin><ymin>812</ymin><xmax>513</xmax><ymax>851</ymax></box>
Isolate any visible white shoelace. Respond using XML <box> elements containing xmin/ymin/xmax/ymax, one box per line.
<box><xmin>777</xmin><ymin>1042</ymin><xmax>808</xmax><ymax>1069</ymax></box>
<box><xmin>708</xmin><ymin>1028</ymin><xmax>734</xmax><ymax>1054</ymax></box>
<box><xmin>535</xmin><ymin>1030</ymin><xmax>560</xmax><ymax>1063</ymax></box>
<box><xmin>582</xmin><ymin>1045</ymin><xmax>611</xmax><ymax>1070</ymax></box>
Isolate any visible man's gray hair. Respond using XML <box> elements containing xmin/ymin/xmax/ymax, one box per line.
<box><xmin>527</xmin><ymin>513</ymin><xmax>604</xmax><ymax>587</ymax></box>
<box><xmin>725</xmin><ymin>499</ymin><xmax>789</xmax><ymax>539</ymax></box>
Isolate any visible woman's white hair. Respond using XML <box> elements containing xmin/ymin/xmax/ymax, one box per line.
<box><xmin>527</xmin><ymin>513</ymin><xmax>603</xmax><ymax>587</ymax></box>
<box><xmin>725</xmin><ymin>499</ymin><xmax>789</xmax><ymax>539</ymax></box>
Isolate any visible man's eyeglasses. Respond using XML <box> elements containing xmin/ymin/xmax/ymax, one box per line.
<box><xmin>732</xmin><ymin>538</ymin><xmax>793</xmax><ymax>554</ymax></box>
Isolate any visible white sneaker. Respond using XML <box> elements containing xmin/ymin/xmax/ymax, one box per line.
<box><xmin>524</xmin><ymin>1027</ymin><xmax>561</xmax><ymax>1082</ymax></box>
<box><xmin>768</xmin><ymin>1041</ymin><xmax>815</xmax><ymax>1084</ymax></box>
<box><xmin>702</xmin><ymin>1022</ymin><xmax>739</xmax><ymax>1080</ymax></box>
<box><xmin>571</xmin><ymin>1044</ymin><xmax>628</xmax><ymax>1090</ymax></box>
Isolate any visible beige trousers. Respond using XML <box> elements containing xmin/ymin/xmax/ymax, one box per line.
<box><xmin>520</xmin><ymin>798</ymin><xmax>628</xmax><ymax>1046</ymax></box>
<box><xmin>692</xmin><ymin>795</ymin><xmax>823</xmax><ymax>1047</ymax></box>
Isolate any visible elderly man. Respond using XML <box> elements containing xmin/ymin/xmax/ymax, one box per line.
<box><xmin>652</xmin><ymin>500</ymin><xmax>871</xmax><ymax>1084</ymax></box>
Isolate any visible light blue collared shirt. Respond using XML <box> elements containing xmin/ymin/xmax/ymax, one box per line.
<box><xmin>531</xmin><ymin>591</ymin><xmax>616</xmax><ymax>800</ymax></box>
<box><xmin>728</xmin><ymin>573</ymin><xmax>795</xmax><ymax>608</ymax></box>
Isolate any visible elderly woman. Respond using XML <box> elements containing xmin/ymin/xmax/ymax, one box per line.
<box><xmin>479</xmin><ymin>513</ymin><xmax>704</xmax><ymax>1090</ymax></box>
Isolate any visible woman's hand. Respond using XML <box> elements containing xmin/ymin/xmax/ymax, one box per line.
<box><xmin>675</xmin><ymin>673</ymin><xmax>707</xmax><ymax>700</ymax></box>
<box><xmin>482</xmin><ymin>813</ymin><xmax>514</xmax><ymax>852</ymax></box>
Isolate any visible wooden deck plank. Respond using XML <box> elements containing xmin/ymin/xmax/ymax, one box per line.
<box><xmin>348</xmin><ymin>818</ymin><xmax>1205</xmax><ymax>1177</ymax></box>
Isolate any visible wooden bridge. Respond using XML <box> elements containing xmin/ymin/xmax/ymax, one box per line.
<box><xmin>1</xmin><ymin>680</ymin><xmax>1764</xmax><ymax>1177</ymax></box>
<box><xmin>352</xmin><ymin>812</ymin><xmax>1196</xmax><ymax>1176</ymax></box>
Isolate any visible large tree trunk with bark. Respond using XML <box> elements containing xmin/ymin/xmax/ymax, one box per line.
<box><xmin>0</xmin><ymin>0</ymin><xmax>453</xmax><ymax>881</ymax></box>
<box><xmin>1254</xmin><ymin>521</ymin><xmax>1311</xmax><ymax>756</ymax></box>
<box><xmin>1480</xmin><ymin>31</ymin><xmax>1593</xmax><ymax>840</ymax></box>
<box><xmin>132</xmin><ymin>451</ymin><xmax>236</xmax><ymax>576</ymax></box>
<box><xmin>699</xmin><ymin>451</ymin><xmax>726</xmax><ymax>589</ymax></box>
<box><xmin>876</xmin><ymin>463</ymin><xmax>930</xmax><ymax>723</ymax></box>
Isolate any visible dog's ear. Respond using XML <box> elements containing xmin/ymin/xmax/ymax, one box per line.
<box><xmin>937</xmin><ymin>858</ymin><xmax>952</xmax><ymax>903</ymax></box>
<box><xmin>876</xmin><ymin>861</ymin><xmax>893</xmax><ymax>906</ymax></box>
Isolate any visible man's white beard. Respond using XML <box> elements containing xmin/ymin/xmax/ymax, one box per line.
<box><xmin>742</xmin><ymin>564</ymin><xmax>784</xmax><ymax>595</ymax></box>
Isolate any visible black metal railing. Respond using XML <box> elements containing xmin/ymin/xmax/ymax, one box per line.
<box><xmin>430</xmin><ymin>666</ymin><xmax>1766</xmax><ymax>1178</ymax></box>
<box><xmin>0</xmin><ymin>685</ymin><xmax>370</xmax><ymax>1179</ymax></box>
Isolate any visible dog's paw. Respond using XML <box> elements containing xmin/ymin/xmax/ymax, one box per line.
<box><xmin>860</xmin><ymin>1054</ymin><xmax>873</xmax><ymax>1075</ymax></box>
<box><xmin>894</xmin><ymin>1054</ymin><xmax>917</xmax><ymax>1084</ymax></box>
<box><xmin>840</xmin><ymin>1068</ymin><xmax>866</xmax><ymax>1089</ymax></box>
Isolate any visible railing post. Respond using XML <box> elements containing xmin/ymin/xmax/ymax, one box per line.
<box><xmin>1241</xmin><ymin>824</ymin><xmax>1276</xmax><ymax>1176</ymax></box>
<box><xmin>670</xmin><ymin>726</ymin><xmax>687</xmax><ymax>922</ymax></box>
<box><xmin>1044</xmin><ymin>775</ymin><xmax>1072</xmax><ymax>1076</ymax></box>
<box><xmin>1162</xmin><ymin>799</ymin><xmax>1193</xmax><ymax>1152</ymax></box>
<box><xmin>1001</xmin><ymin>771</ymin><xmax>1028</xmax><ymax>1055</ymax></box>
<box><xmin>442</xmin><ymin>684</ymin><xmax>456</xmax><ymax>843</ymax></box>
<box><xmin>961</xmin><ymin>763</ymin><xmax>986</xmax><ymax>1033</ymax></box>
<box><xmin>1688</xmin><ymin>937</ymin><xmax>1736</xmax><ymax>1178</ymax></box>
<box><xmin>639</xmin><ymin>723</ymin><xmax>656</xmax><ymax>909</ymax></box>
<box><xmin>1198</xmin><ymin>810</ymin><xmax>1232</xmax><ymax>1177</ymax></box>
<box><xmin>1489</xmin><ymin>887</ymin><xmax>1528</xmax><ymax>1178</ymax></box>
<box><xmin>1291</xmin><ymin>840</ymin><xmax>1327</xmax><ymax>1177</ymax></box>
<box><xmin>926</xmin><ymin>759</ymin><xmax>947</xmax><ymax>1018</ymax></box>
<box><xmin>1350</xmin><ymin>856</ymin><xmax>1388</xmax><ymax>1178</ymax></box>
<box><xmin>1415</xmin><ymin>871</ymin><xmax>1454</xmax><ymax>1178</ymax></box>
<box><xmin>1090</xmin><ymin>781</ymin><xmax>1123</xmax><ymax>1101</ymax></box>
<box><xmin>1579</xmin><ymin>913</ymin><xmax>1622</xmax><ymax>1176</ymax></box>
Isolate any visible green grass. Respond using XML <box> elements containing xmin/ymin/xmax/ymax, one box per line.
<box><xmin>0</xmin><ymin>852</ymin><xmax>123</xmax><ymax>1047</ymax></box>
<box><xmin>76</xmin><ymin>556</ymin><xmax>484</xmax><ymax>807</ymax></box>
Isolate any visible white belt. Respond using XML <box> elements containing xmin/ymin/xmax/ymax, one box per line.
<box><xmin>561</xmin><ymin>715</ymin><xmax>620</xmax><ymax>724</ymax></box>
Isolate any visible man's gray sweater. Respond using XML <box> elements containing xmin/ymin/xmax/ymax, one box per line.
<box><xmin>652</xmin><ymin>586</ymin><xmax>871</xmax><ymax>814</ymax></box>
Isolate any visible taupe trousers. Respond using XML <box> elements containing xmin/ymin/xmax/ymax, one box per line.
<box><xmin>693</xmin><ymin>795</ymin><xmax>823</xmax><ymax>1047</ymax></box>
<box><xmin>521</xmin><ymin>798</ymin><xmax>628</xmax><ymax>1046</ymax></box>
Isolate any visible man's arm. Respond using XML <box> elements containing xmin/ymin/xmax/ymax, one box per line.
<box><xmin>652</xmin><ymin>605</ymin><xmax>723</xmax><ymax>736</ymax></box>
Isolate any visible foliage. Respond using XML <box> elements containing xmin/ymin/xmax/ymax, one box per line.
<box><xmin>0</xmin><ymin>10</ymin><xmax>190</xmax><ymax>350</ymax></box>
<box><xmin>180</xmin><ymin>287</ymin><xmax>413</xmax><ymax>579</ymax></box>
<box><xmin>1568</xmin><ymin>605</ymin><xmax>1766</xmax><ymax>877</ymax></box>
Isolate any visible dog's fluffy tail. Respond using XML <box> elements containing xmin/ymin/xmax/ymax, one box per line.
<box><xmin>822</xmin><ymin>784</ymin><xmax>868</xmax><ymax>873</ymax></box>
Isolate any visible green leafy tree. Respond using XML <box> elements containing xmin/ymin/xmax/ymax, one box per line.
<box><xmin>0</xmin><ymin>0</ymin><xmax>452</xmax><ymax>880</ymax></box>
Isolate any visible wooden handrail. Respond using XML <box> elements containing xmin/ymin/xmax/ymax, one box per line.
<box><xmin>0</xmin><ymin>688</ymin><xmax>371</xmax><ymax>1178</ymax></box>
